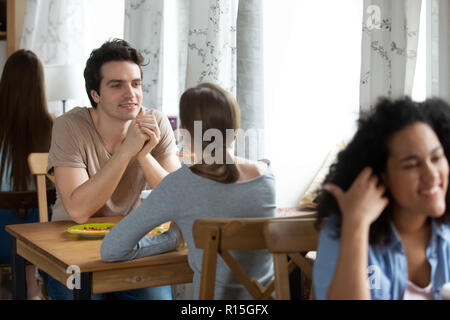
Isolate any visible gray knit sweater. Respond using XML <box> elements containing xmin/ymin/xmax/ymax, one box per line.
<box><xmin>101</xmin><ymin>162</ymin><xmax>276</xmax><ymax>299</ymax></box>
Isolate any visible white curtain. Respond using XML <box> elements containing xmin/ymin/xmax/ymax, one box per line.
<box><xmin>360</xmin><ymin>0</ymin><xmax>422</xmax><ymax>112</ymax></box>
<box><xmin>124</xmin><ymin>0</ymin><xmax>164</xmax><ymax>110</ymax></box>
<box><xmin>20</xmin><ymin>0</ymin><xmax>86</xmax><ymax>116</ymax></box>
<box><xmin>429</xmin><ymin>0</ymin><xmax>450</xmax><ymax>102</ymax></box>
<box><xmin>182</xmin><ymin>0</ymin><xmax>237</xmax><ymax>94</ymax></box>
<box><xmin>124</xmin><ymin>0</ymin><xmax>238</xmax><ymax>111</ymax></box>
<box><xmin>236</xmin><ymin>0</ymin><xmax>264</xmax><ymax>160</ymax></box>
<box><xmin>20</xmin><ymin>0</ymin><xmax>85</xmax><ymax>65</ymax></box>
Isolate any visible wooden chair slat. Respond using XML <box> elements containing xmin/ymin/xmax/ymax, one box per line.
<box><xmin>198</xmin><ymin>227</ymin><xmax>220</xmax><ymax>300</ymax></box>
<box><xmin>27</xmin><ymin>153</ymin><xmax>55</xmax><ymax>222</ymax></box>
<box><xmin>264</xmin><ymin>217</ymin><xmax>319</xmax><ymax>300</ymax></box>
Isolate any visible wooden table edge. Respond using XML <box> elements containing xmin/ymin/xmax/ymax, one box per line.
<box><xmin>6</xmin><ymin>224</ymin><xmax>69</xmax><ymax>270</ymax></box>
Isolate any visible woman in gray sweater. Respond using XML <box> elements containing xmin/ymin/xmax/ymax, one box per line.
<box><xmin>101</xmin><ymin>83</ymin><xmax>276</xmax><ymax>299</ymax></box>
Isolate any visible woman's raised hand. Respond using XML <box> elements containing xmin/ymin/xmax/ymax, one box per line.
<box><xmin>324</xmin><ymin>167</ymin><xmax>389</xmax><ymax>229</ymax></box>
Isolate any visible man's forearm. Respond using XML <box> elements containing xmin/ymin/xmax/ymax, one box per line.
<box><xmin>66</xmin><ymin>151</ymin><xmax>133</xmax><ymax>223</ymax></box>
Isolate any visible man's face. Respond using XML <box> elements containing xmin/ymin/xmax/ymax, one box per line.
<box><xmin>91</xmin><ymin>60</ymin><xmax>143</xmax><ymax>121</ymax></box>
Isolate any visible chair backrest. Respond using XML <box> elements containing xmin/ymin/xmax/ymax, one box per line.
<box><xmin>192</xmin><ymin>213</ymin><xmax>317</xmax><ymax>300</ymax></box>
<box><xmin>263</xmin><ymin>217</ymin><xmax>319</xmax><ymax>300</ymax></box>
<box><xmin>27</xmin><ymin>153</ymin><xmax>55</xmax><ymax>222</ymax></box>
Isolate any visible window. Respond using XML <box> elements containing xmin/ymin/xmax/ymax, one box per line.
<box><xmin>162</xmin><ymin>0</ymin><xmax>179</xmax><ymax>117</ymax></box>
<box><xmin>62</xmin><ymin>0</ymin><xmax>125</xmax><ymax>113</ymax></box>
<box><xmin>263</xmin><ymin>0</ymin><xmax>363</xmax><ymax>206</ymax></box>
<box><xmin>412</xmin><ymin>0</ymin><xmax>427</xmax><ymax>102</ymax></box>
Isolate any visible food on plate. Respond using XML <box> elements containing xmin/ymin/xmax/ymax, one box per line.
<box><xmin>68</xmin><ymin>221</ymin><xmax>172</xmax><ymax>238</ymax></box>
<box><xmin>67</xmin><ymin>223</ymin><xmax>115</xmax><ymax>236</ymax></box>
<box><xmin>146</xmin><ymin>221</ymin><xmax>171</xmax><ymax>237</ymax></box>
<box><xmin>83</xmin><ymin>226</ymin><xmax>113</xmax><ymax>231</ymax></box>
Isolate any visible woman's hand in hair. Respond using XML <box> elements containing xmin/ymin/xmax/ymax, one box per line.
<box><xmin>324</xmin><ymin>167</ymin><xmax>389</xmax><ymax>229</ymax></box>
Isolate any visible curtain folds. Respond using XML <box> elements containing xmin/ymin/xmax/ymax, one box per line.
<box><xmin>429</xmin><ymin>0</ymin><xmax>450</xmax><ymax>102</ymax></box>
<box><xmin>20</xmin><ymin>0</ymin><xmax>85</xmax><ymax>65</ymax></box>
<box><xmin>124</xmin><ymin>0</ymin><xmax>239</xmax><ymax>108</ymax></box>
<box><xmin>360</xmin><ymin>0</ymin><xmax>422</xmax><ymax>112</ymax></box>
<box><xmin>124</xmin><ymin>0</ymin><xmax>164</xmax><ymax>110</ymax></box>
<box><xmin>236</xmin><ymin>0</ymin><xmax>264</xmax><ymax>160</ymax></box>
<box><xmin>182</xmin><ymin>0</ymin><xmax>237</xmax><ymax>94</ymax></box>
<box><xmin>124</xmin><ymin>0</ymin><xmax>264</xmax><ymax>159</ymax></box>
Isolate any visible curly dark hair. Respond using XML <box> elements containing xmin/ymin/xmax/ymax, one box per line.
<box><xmin>315</xmin><ymin>97</ymin><xmax>450</xmax><ymax>246</ymax></box>
<box><xmin>83</xmin><ymin>39</ymin><xmax>145</xmax><ymax>108</ymax></box>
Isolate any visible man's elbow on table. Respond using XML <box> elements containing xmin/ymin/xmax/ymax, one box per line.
<box><xmin>66</xmin><ymin>208</ymin><xmax>90</xmax><ymax>225</ymax></box>
<box><xmin>63</xmin><ymin>200</ymin><xmax>95</xmax><ymax>224</ymax></box>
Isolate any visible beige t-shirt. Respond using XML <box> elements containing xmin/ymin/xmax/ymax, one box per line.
<box><xmin>48</xmin><ymin>107</ymin><xmax>177</xmax><ymax>222</ymax></box>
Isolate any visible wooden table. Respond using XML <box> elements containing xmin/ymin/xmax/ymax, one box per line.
<box><xmin>5</xmin><ymin>216</ymin><xmax>194</xmax><ymax>300</ymax></box>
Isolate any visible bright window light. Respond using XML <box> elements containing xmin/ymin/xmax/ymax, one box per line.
<box><xmin>412</xmin><ymin>0</ymin><xmax>426</xmax><ymax>102</ymax></box>
<box><xmin>64</xmin><ymin>0</ymin><xmax>125</xmax><ymax>112</ymax></box>
<box><xmin>264</xmin><ymin>0</ymin><xmax>362</xmax><ymax>206</ymax></box>
<box><xmin>162</xmin><ymin>0</ymin><xmax>180</xmax><ymax>117</ymax></box>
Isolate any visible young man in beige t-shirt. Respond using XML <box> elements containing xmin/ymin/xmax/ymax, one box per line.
<box><xmin>44</xmin><ymin>40</ymin><xmax>181</xmax><ymax>300</ymax></box>
<box><xmin>48</xmin><ymin>39</ymin><xmax>180</xmax><ymax>223</ymax></box>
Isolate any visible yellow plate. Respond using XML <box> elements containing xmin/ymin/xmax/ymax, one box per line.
<box><xmin>67</xmin><ymin>222</ymin><xmax>171</xmax><ymax>238</ymax></box>
<box><xmin>67</xmin><ymin>223</ymin><xmax>115</xmax><ymax>238</ymax></box>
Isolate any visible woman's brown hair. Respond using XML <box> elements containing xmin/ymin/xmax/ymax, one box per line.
<box><xmin>179</xmin><ymin>83</ymin><xmax>240</xmax><ymax>183</ymax></box>
<box><xmin>0</xmin><ymin>50</ymin><xmax>53</xmax><ymax>191</ymax></box>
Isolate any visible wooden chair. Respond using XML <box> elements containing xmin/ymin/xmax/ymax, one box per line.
<box><xmin>27</xmin><ymin>153</ymin><xmax>55</xmax><ymax>222</ymax></box>
<box><xmin>263</xmin><ymin>217</ymin><xmax>319</xmax><ymax>300</ymax></box>
<box><xmin>192</xmin><ymin>213</ymin><xmax>317</xmax><ymax>300</ymax></box>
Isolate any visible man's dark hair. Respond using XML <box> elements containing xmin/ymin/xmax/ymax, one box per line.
<box><xmin>83</xmin><ymin>39</ymin><xmax>145</xmax><ymax>108</ymax></box>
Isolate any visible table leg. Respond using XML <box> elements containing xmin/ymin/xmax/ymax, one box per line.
<box><xmin>10</xmin><ymin>238</ymin><xmax>27</xmax><ymax>300</ymax></box>
<box><xmin>73</xmin><ymin>272</ymin><xmax>92</xmax><ymax>300</ymax></box>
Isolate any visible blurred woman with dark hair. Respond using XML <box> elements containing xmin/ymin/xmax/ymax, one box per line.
<box><xmin>313</xmin><ymin>97</ymin><xmax>450</xmax><ymax>300</ymax></box>
<box><xmin>0</xmin><ymin>50</ymin><xmax>53</xmax><ymax>299</ymax></box>
<box><xmin>101</xmin><ymin>83</ymin><xmax>276</xmax><ymax>299</ymax></box>
<box><xmin>0</xmin><ymin>50</ymin><xmax>53</xmax><ymax>191</ymax></box>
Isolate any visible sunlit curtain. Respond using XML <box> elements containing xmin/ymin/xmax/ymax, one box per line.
<box><xmin>429</xmin><ymin>0</ymin><xmax>450</xmax><ymax>102</ymax></box>
<box><xmin>20</xmin><ymin>0</ymin><xmax>85</xmax><ymax>65</ymax></box>
<box><xmin>360</xmin><ymin>0</ymin><xmax>422</xmax><ymax>112</ymax></box>
<box><xmin>236</xmin><ymin>0</ymin><xmax>264</xmax><ymax>160</ymax></box>
<box><xmin>19</xmin><ymin>0</ymin><xmax>86</xmax><ymax>116</ymax></box>
<box><xmin>181</xmin><ymin>0</ymin><xmax>238</xmax><ymax>95</ymax></box>
<box><xmin>124</xmin><ymin>0</ymin><xmax>164</xmax><ymax>110</ymax></box>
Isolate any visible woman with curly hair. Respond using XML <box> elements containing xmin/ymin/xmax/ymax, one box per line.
<box><xmin>313</xmin><ymin>97</ymin><xmax>450</xmax><ymax>300</ymax></box>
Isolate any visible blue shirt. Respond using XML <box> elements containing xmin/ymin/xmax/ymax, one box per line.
<box><xmin>313</xmin><ymin>215</ymin><xmax>450</xmax><ymax>300</ymax></box>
